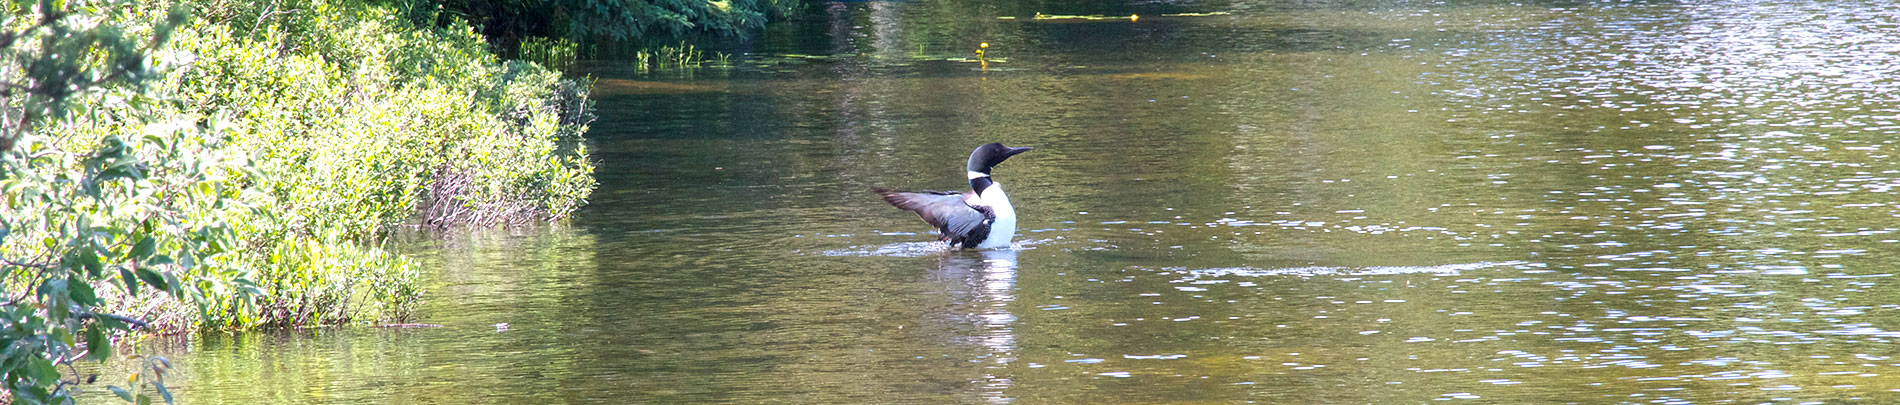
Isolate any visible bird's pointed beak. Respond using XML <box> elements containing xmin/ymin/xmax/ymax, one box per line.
<box><xmin>1005</xmin><ymin>146</ymin><xmax>1034</xmax><ymax>157</ymax></box>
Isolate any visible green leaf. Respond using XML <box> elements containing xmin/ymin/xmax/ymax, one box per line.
<box><xmin>27</xmin><ymin>356</ymin><xmax>59</xmax><ymax>383</ymax></box>
<box><xmin>69</xmin><ymin>275</ymin><xmax>99</xmax><ymax>306</ymax></box>
<box><xmin>143</xmin><ymin>133</ymin><xmax>167</xmax><ymax>148</ymax></box>
<box><xmin>53</xmin><ymin>326</ymin><xmax>75</xmax><ymax>347</ymax></box>
<box><xmin>235</xmin><ymin>278</ymin><xmax>266</xmax><ymax>297</ymax></box>
<box><xmin>154</xmin><ymin>381</ymin><xmax>174</xmax><ymax>404</ymax></box>
<box><xmin>163</xmin><ymin>272</ymin><xmax>182</xmax><ymax>295</ymax></box>
<box><xmin>136</xmin><ymin>269</ymin><xmax>169</xmax><ymax>294</ymax></box>
<box><xmin>121</xmin><ymin>268</ymin><xmax>140</xmax><ymax>296</ymax></box>
<box><xmin>15</xmin><ymin>384</ymin><xmax>52</xmax><ymax>405</ymax></box>
<box><xmin>110</xmin><ymin>386</ymin><xmax>135</xmax><ymax>402</ymax></box>
<box><xmin>129</xmin><ymin>236</ymin><xmax>155</xmax><ymax>260</ymax></box>
<box><xmin>95</xmin><ymin>136</ymin><xmax>127</xmax><ymax>159</ymax></box>
<box><xmin>86</xmin><ymin>324</ymin><xmax>113</xmax><ymax>360</ymax></box>
<box><xmin>98</xmin><ymin>161</ymin><xmax>144</xmax><ymax>182</ymax></box>
<box><xmin>79</xmin><ymin>248</ymin><xmax>105</xmax><ymax>277</ymax></box>
<box><xmin>96</xmin><ymin>313</ymin><xmax>128</xmax><ymax>330</ymax></box>
<box><xmin>37</xmin><ymin>277</ymin><xmax>66</xmax><ymax>304</ymax></box>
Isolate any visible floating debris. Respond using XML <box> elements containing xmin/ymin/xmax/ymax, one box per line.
<box><xmin>1030</xmin><ymin>13</ymin><xmax>1132</xmax><ymax>21</ymax></box>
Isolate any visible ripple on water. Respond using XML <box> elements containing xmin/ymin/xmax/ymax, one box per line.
<box><xmin>817</xmin><ymin>238</ymin><xmax>1057</xmax><ymax>257</ymax></box>
<box><xmin>819</xmin><ymin>241</ymin><xmax>953</xmax><ymax>257</ymax></box>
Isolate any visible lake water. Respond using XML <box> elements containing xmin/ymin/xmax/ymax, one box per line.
<box><xmin>141</xmin><ymin>0</ymin><xmax>1900</xmax><ymax>402</ymax></box>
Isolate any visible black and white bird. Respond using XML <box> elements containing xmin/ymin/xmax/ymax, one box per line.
<box><xmin>874</xmin><ymin>143</ymin><xmax>1034</xmax><ymax>250</ymax></box>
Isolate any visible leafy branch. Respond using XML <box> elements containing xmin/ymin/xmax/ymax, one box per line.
<box><xmin>1</xmin><ymin>1</ymin><xmax>190</xmax><ymax>404</ymax></box>
<box><xmin>0</xmin><ymin>0</ymin><xmax>186</xmax><ymax>154</ymax></box>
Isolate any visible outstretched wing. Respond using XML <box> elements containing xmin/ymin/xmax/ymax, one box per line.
<box><xmin>873</xmin><ymin>187</ymin><xmax>992</xmax><ymax>241</ymax></box>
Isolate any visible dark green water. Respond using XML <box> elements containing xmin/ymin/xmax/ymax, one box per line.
<box><xmin>133</xmin><ymin>0</ymin><xmax>1900</xmax><ymax>402</ymax></box>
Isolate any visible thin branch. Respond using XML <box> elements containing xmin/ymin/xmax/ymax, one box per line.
<box><xmin>60</xmin><ymin>352</ymin><xmax>84</xmax><ymax>383</ymax></box>
<box><xmin>77</xmin><ymin>311</ymin><xmax>152</xmax><ymax>330</ymax></box>
<box><xmin>0</xmin><ymin>257</ymin><xmax>55</xmax><ymax>270</ymax></box>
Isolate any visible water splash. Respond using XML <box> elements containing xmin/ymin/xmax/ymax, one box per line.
<box><xmin>818</xmin><ymin>238</ymin><xmax>1056</xmax><ymax>257</ymax></box>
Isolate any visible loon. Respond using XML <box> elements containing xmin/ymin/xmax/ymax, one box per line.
<box><xmin>874</xmin><ymin>143</ymin><xmax>1034</xmax><ymax>250</ymax></box>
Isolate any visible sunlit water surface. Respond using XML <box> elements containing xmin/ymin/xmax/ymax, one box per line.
<box><xmin>110</xmin><ymin>0</ymin><xmax>1900</xmax><ymax>402</ymax></box>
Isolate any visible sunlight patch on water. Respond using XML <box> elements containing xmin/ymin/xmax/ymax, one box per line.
<box><xmin>1170</xmin><ymin>261</ymin><xmax>1527</xmax><ymax>280</ymax></box>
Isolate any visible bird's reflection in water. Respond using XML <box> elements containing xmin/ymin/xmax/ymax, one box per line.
<box><xmin>933</xmin><ymin>249</ymin><xmax>1019</xmax><ymax>404</ymax></box>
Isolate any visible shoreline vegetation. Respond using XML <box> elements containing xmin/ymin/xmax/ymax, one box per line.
<box><xmin>0</xmin><ymin>0</ymin><xmax>810</xmax><ymax>400</ymax></box>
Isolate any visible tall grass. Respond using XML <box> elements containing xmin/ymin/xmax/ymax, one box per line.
<box><xmin>627</xmin><ymin>42</ymin><xmax>733</xmax><ymax>71</ymax></box>
<box><xmin>520</xmin><ymin>37</ymin><xmax>582</xmax><ymax>71</ymax></box>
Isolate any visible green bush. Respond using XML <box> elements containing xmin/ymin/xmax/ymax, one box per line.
<box><xmin>1</xmin><ymin>0</ymin><xmax>596</xmax><ymax>402</ymax></box>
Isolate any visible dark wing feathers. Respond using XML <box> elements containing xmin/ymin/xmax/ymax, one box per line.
<box><xmin>873</xmin><ymin>187</ymin><xmax>992</xmax><ymax>243</ymax></box>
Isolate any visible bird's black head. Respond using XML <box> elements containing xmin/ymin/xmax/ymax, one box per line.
<box><xmin>966</xmin><ymin>143</ymin><xmax>1033</xmax><ymax>174</ymax></box>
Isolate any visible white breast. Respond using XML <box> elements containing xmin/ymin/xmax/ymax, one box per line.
<box><xmin>974</xmin><ymin>182</ymin><xmax>1016</xmax><ymax>249</ymax></box>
